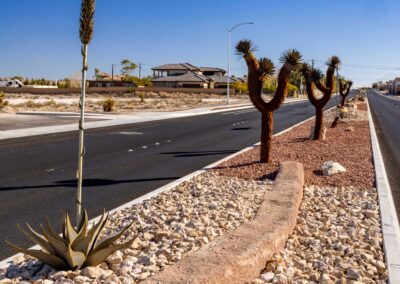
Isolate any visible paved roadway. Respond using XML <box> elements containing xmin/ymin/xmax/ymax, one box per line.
<box><xmin>0</xmin><ymin>95</ymin><xmax>343</xmax><ymax>260</ymax></box>
<box><xmin>368</xmin><ymin>90</ymin><xmax>400</xmax><ymax>218</ymax></box>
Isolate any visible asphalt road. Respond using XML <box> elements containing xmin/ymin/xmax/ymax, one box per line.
<box><xmin>368</xmin><ymin>90</ymin><xmax>400</xmax><ymax>218</ymax></box>
<box><xmin>0</xmin><ymin>96</ymin><xmax>343</xmax><ymax>260</ymax></box>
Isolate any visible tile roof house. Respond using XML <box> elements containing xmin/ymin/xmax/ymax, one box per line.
<box><xmin>151</xmin><ymin>63</ymin><xmax>240</xmax><ymax>88</ymax></box>
<box><xmin>88</xmin><ymin>72</ymin><xmax>136</xmax><ymax>88</ymax></box>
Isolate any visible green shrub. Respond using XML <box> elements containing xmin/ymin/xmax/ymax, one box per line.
<box><xmin>357</xmin><ymin>95</ymin><xmax>365</xmax><ymax>101</ymax></box>
<box><xmin>138</xmin><ymin>92</ymin><xmax>145</xmax><ymax>103</ymax></box>
<box><xmin>102</xmin><ymin>98</ymin><xmax>116</xmax><ymax>112</ymax></box>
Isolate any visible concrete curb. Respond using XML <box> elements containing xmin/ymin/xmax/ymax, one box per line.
<box><xmin>367</xmin><ymin>99</ymin><xmax>400</xmax><ymax>283</ymax></box>
<box><xmin>143</xmin><ymin>161</ymin><xmax>304</xmax><ymax>284</ymax></box>
<box><xmin>0</xmin><ymin>101</ymin><xmax>328</xmax><ymax>269</ymax></box>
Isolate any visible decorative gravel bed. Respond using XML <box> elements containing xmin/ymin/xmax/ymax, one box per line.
<box><xmin>0</xmin><ymin>172</ymin><xmax>271</xmax><ymax>283</ymax></box>
<box><xmin>242</xmin><ymin>103</ymin><xmax>388</xmax><ymax>283</ymax></box>
<box><xmin>253</xmin><ymin>185</ymin><xmax>388</xmax><ymax>284</ymax></box>
<box><xmin>213</xmin><ymin>105</ymin><xmax>373</xmax><ymax>188</ymax></box>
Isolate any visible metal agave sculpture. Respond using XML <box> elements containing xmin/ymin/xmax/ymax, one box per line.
<box><xmin>339</xmin><ymin>79</ymin><xmax>353</xmax><ymax>107</ymax></box>
<box><xmin>300</xmin><ymin>56</ymin><xmax>341</xmax><ymax>140</ymax></box>
<box><xmin>236</xmin><ymin>39</ymin><xmax>302</xmax><ymax>163</ymax></box>
<box><xmin>7</xmin><ymin>210</ymin><xmax>133</xmax><ymax>270</ymax></box>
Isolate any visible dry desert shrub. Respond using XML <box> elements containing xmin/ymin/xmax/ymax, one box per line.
<box><xmin>102</xmin><ymin>98</ymin><xmax>116</xmax><ymax>112</ymax></box>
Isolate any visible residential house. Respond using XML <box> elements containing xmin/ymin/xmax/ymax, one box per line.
<box><xmin>88</xmin><ymin>72</ymin><xmax>136</xmax><ymax>88</ymax></box>
<box><xmin>151</xmin><ymin>63</ymin><xmax>241</xmax><ymax>88</ymax></box>
<box><xmin>388</xmin><ymin>78</ymin><xmax>400</xmax><ymax>95</ymax></box>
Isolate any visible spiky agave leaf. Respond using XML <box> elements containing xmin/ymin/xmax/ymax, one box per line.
<box><xmin>17</xmin><ymin>223</ymin><xmax>56</xmax><ymax>255</ymax></box>
<box><xmin>326</xmin><ymin>56</ymin><xmax>341</xmax><ymax>68</ymax></box>
<box><xmin>6</xmin><ymin>241</ymin><xmax>68</xmax><ymax>270</ymax></box>
<box><xmin>235</xmin><ymin>40</ymin><xmax>257</xmax><ymax>56</ymax></box>
<box><xmin>64</xmin><ymin>245</ymin><xmax>86</xmax><ymax>270</ymax></box>
<box><xmin>91</xmin><ymin>222</ymin><xmax>133</xmax><ymax>254</ymax></box>
<box><xmin>279</xmin><ymin>49</ymin><xmax>302</xmax><ymax>70</ymax></box>
<box><xmin>79</xmin><ymin>0</ymin><xmax>95</xmax><ymax>45</ymax></box>
<box><xmin>311</xmin><ymin>69</ymin><xmax>324</xmax><ymax>82</ymax></box>
<box><xmin>8</xmin><ymin>209</ymin><xmax>134</xmax><ymax>271</ymax></box>
<box><xmin>73</xmin><ymin>211</ymin><xmax>108</xmax><ymax>255</ymax></box>
<box><xmin>63</xmin><ymin>211</ymin><xmax>78</xmax><ymax>244</ymax></box>
<box><xmin>84</xmin><ymin>239</ymin><xmax>134</xmax><ymax>267</ymax></box>
<box><xmin>258</xmin><ymin>57</ymin><xmax>275</xmax><ymax>78</ymax></box>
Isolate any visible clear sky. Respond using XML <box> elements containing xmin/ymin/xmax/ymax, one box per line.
<box><xmin>0</xmin><ymin>0</ymin><xmax>399</xmax><ymax>87</ymax></box>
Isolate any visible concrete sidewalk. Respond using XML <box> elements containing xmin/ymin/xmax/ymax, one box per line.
<box><xmin>0</xmin><ymin>98</ymin><xmax>306</xmax><ymax>140</ymax></box>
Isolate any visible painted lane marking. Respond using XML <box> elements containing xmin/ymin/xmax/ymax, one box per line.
<box><xmin>118</xmin><ymin>131</ymin><xmax>143</xmax><ymax>135</ymax></box>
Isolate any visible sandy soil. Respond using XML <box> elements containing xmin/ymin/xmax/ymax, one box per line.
<box><xmin>2</xmin><ymin>92</ymin><xmax>250</xmax><ymax>113</ymax></box>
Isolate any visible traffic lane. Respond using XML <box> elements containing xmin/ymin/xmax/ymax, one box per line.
<box><xmin>0</xmin><ymin>97</ymin><xmax>342</xmax><ymax>259</ymax></box>
<box><xmin>368</xmin><ymin>90</ymin><xmax>400</xmax><ymax>216</ymax></box>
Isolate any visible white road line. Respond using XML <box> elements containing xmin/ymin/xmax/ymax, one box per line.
<box><xmin>222</xmin><ymin>109</ymin><xmax>256</xmax><ymax>115</ymax></box>
<box><xmin>118</xmin><ymin>131</ymin><xmax>143</xmax><ymax>135</ymax></box>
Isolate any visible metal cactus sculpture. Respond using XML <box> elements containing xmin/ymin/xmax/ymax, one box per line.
<box><xmin>7</xmin><ymin>211</ymin><xmax>133</xmax><ymax>270</ymax></box>
<box><xmin>77</xmin><ymin>0</ymin><xmax>95</xmax><ymax>226</ymax></box>
<box><xmin>301</xmin><ymin>56</ymin><xmax>341</xmax><ymax>140</ymax></box>
<box><xmin>236</xmin><ymin>40</ymin><xmax>302</xmax><ymax>163</ymax></box>
<box><xmin>339</xmin><ymin>79</ymin><xmax>353</xmax><ymax>107</ymax></box>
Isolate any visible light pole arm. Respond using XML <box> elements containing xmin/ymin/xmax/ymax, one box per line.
<box><xmin>229</xmin><ymin>22</ymin><xmax>254</xmax><ymax>32</ymax></box>
<box><xmin>226</xmin><ymin>22</ymin><xmax>254</xmax><ymax>105</ymax></box>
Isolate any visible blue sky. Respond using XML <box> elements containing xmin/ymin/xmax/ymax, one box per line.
<box><xmin>0</xmin><ymin>0</ymin><xmax>399</xmax><ymax>87</ymax></box>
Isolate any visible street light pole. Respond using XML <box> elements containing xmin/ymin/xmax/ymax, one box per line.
<box><xmin>227</xmin><ymin>22</ymin><xmax>254</xmax><ymax>105</ymax></box>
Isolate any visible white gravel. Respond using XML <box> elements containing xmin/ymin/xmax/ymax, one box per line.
<box><xmin>0</xmin><ymin>172</ymin><xmax>271</xmax><ymax>283</ymax></box>
<box><xmin>253</xmin><ymin>185</ymin><xmax>388</xmax><ymax>284</ymax></box>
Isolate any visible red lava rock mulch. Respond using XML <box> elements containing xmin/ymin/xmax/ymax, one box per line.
<box><xmin>355</xmin><ymin>102</ymin><xmax>368</xmax><ymax>111</ymax></box>
<box><xmin>213</xmin><ymin>113</ymin><xmax>374</xmax><ymax>189</ymax></box>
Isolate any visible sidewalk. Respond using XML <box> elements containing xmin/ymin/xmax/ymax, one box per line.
<box><xmin>0</xmin><ymin>98</ymin><xmax>306</xmax><ymax>140</ymax></box>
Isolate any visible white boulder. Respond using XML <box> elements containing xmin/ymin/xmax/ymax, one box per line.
<box><xmin>321</xmin><ymin>161</ymin><xmax>346</xmax><ymax>176</ymax></box>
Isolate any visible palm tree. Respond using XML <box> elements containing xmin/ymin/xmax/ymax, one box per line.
<box><xmin>236</xmin><ymin>40</ymin><xmax>302</xmax><ymax>163</ymax></box>
<box><xmin>301</xmin><ymin>56</ymin><xmax>340</xmax><ymax>140</ymax></box>
<box><xmin>76</xmin><ymin>0</ymin><xmax>95</xmax><ymax>227</ymax></box>
<box><xmin>339</xmin><ymin>79</ymin><xmax>353</xmax><ymax>107</ymax></box>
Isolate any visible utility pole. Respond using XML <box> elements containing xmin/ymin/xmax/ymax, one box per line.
<box><xmin>112</xmin><ymin>64</ymin><xmax>115</xmax><ymax>81</ymax></box>
<box><xmin>336</xmin><ymin>68</ymin><xmax>340</xmax><ymax>102</ymax></box>
<box><xmin>311</xmin><ymin>59</ymin><xmax>314</xmax><ymax>69</ymax></box>
<box><xmin>139</xmin><ymin>63</ymin><xmax>142</xmax><ymax>79</ymax></box>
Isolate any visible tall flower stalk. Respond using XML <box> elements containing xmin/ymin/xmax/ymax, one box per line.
<box><xmin>77</xmin><ymin>0</ymin><xmax>95</xmax><ymax>227</ymax></box>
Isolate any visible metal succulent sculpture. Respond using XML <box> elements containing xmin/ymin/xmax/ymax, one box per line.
<box><xmin>339</xmin><ymin>79</ymin><xmax>353</xmax><ymax>107</ymax></box>
<box><xmin>236</xmin><ymin>40</ymin><xmax>302</xmax><ymax>163</ymax></box>
<box><xmin>7</xmin><ymin>211</ymin><xmax>133</xmax><ymax>270</ymax></box>
<box><xmin>301</xmin><ymin>56</ymin><xmax>341</xmax><ymax>140</ymax></box>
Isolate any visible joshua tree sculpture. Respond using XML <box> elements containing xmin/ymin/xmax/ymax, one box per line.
<box><xmin>236</xmin><ymin>40</ymin><xmax>302</xmax><ymax>163</ymax></box>
<box><xmin>77</xmin><ymin>0</ymin><xmax>95</xmax><ymax>227</ymax></box>
<box><xmin>301</xmin><ymin>56</ymin><xmax>341</xmax><ymax>140</ymax></box>
<box><xmin>339</xmin><ymin>79</ymin><xmax>353</xmax><ymax>107</ymax></box>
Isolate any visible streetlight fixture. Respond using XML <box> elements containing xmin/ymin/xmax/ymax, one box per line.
<box><xmin>227</xmin><ymin>22</ymin><xmax>254</xmax><ymax>105</ymax></box>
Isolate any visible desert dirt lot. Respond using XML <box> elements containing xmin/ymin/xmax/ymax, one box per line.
<box><xmin>1</xmin><ymin>92</ymin><xmax>250</xmax><ymax>113</ymax></box>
